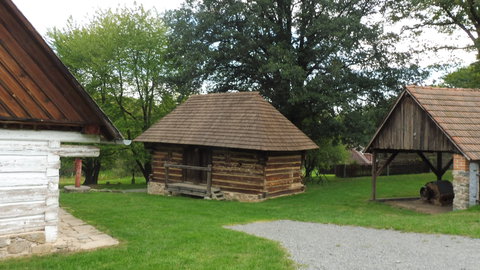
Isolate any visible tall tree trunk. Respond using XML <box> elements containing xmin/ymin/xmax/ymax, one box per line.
<box><xmin>135</xmin><ymin>159</ymin><xmax>152</xmax><ymax>183</ymax></box>
<box><xmin>83</xmin><ymin>158</ymin><xmax>102</xmax><ymax>185</ymax></box>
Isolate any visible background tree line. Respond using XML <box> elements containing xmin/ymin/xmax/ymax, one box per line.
<box><xmin>49</xmin><ymin>0</ymin><xmax>479</xmax><ymax>182</ymax></box>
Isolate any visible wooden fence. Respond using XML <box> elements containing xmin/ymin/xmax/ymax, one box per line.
<box><xmin>334</xmin><ymin>161</ymin><xmax>432</xmax><ymax>178</ymax></box>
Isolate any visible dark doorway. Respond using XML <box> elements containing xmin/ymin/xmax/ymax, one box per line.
<box><xmin>183</xmin><ymin>147</ymin><xmax>211</xmax><ymax>184</ymax></box>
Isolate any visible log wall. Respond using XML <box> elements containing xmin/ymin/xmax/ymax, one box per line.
<box><xmin>265</xmin><ymin>152</ymin><xmax>304</xmax><ymax>197</ymax></box>
<box><xmin>150</xmin><ymin>144</ymin><xmax>305</xmax><ymax>199</ymax></box>
<box><xmin>211</xmin><ymin>149</ymin><xmax>265</xmax><ymax>195</ymax></box>
<box><xmin>151</xmin><ymin>145</ymin><xmax>184</xmax><ymax>183</ymax></box>
<box><xmin>0</xmin><ymin>139</ymin><xmax>58</xmax><ymax>240</ymax></box>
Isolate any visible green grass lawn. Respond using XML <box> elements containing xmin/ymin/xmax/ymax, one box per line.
<box><xmin>2</xmin><ymin>172</ymin><xmax>480</xmax><ymax>269</ymax></box>
<box><xmin>60</xmin><ymin>172</ymin><xmax>147</xmax><ymax>190</ymax></box>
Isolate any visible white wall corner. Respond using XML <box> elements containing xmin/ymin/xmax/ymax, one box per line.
<box><xmin>469</xmin><ymin>162</ymin><xmax>479</xmax><ymax>207</ymax></box>
<box><xmin>44</xmin><ymin>225</ymin><xmax>58</xmax><ymax>243</ymax></box>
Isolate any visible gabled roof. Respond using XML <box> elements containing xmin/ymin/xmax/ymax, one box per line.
<box><xmin>0</xmin><ymin>0</ymin><xmax>122</xmax><ymax>141</ymax></box>
<box><xmin>366</xmin><ymin>85</ymin><xmax>480</xmax><ymax>160</ymax></box>
<box><xmin>135</xmin><ymin>92</ymin><xmax>318</xmax><ymax>151</ymax></box>
<box><xmin>350</xmin><ymin>149</ymin><xmax>372</xmax><ymax>165</ymax></box>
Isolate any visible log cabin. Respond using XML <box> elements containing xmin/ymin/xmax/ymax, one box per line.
<box><xmin>365</xmin><ymin>85</ymin><xmax>480</xmax><ymax>210</ymax></box>
<box><xmin>0</xmin><ymin>0</ymin><xmax>125</xmax><ymax>257</ymax></box>
<box><xmin>135</xmin><ymin>92</ymin><xmax>318</xmax><ymax>201</ymax></box>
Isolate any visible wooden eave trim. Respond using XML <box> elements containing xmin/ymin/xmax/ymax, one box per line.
<box><xmin>365</xmin><ymin>90</ymin><xmax>408</xmax><ymax>153</ymax></box>
<box><xmin>134</xmin><ymin>139</ymin><xmax>316</xmax><ymax>152</ymax></box>
<box><xmin>405</xmin><ymin>88</ymin><xmax>470</xmax><ymax>160</ymax></box>
<box><xmin>3</xmin><ymin>0</ymin><xmax>123</xmax><ymax>141</ymax></box>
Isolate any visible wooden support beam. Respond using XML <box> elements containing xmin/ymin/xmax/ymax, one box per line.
<box><xmin>206</xmin><ymin>165</ymin><xmax>212</xmax><ymax>197</ymax></box>
<box><xmin>74</xmin><ymin>158</ymin><xmax>82</xmax><ymax>188</ymax></box>
<box><xmin>164</xmin><ymin>162</ymin><xmax>169</xmax><ymax>187</ymax></box>
<box><xmin>375</xmin><ymin>151</ymin><xmax>398</xmax><ymax>177</ymax></box>
<box><xmin>371</xmin><ymin>151</ymin><xmax>398</xmax><ymax>201</ymax></box>
<box><xmin>439</xmin><ymin>158</ymin><xmax>453</xmax><ymax>178</ymax></box>
<box><xmin>436</xmin><ymin>152</ymin><xmax>443</xmax><ymax>180</ymax></box>
<box><xmin>417</xmin><ymin>151</ymin><xmax>439</xmax><ymax>176</ymax></box>
<box><xmin>372</xmin><ymin>151</ymin><xmax>377</xmax><ymax>201</ymax></box>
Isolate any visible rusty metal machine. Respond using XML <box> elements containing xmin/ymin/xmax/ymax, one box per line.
<box><xmin>420</xmin><ymin>180</ymin><xmax>454</xmax><ymax>206</ymax></box>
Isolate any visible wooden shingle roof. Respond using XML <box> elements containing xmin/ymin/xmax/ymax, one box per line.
<box><xmin>135</xmin><ymin>92</ymin><xmax>318</xmax><ymax>151</ymax></box>
<box><xmin>366</xmin><ymin>85</ymin><xmax>480</xmax><ymax>160</ymax></box>
<box><xmin>0</xmin><ymin>0</ymin><xmax>122</xmax><ymax>141</ymax></box>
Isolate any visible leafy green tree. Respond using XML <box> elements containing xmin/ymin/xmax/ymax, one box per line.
<box><xmin>443</xmin><ymin>62</ymin><xmax>480</xmax><ymax>88</ymax></box>
<box><xmin>165</xmin><ymin>0</ymin><xmax>424</xmax><ymax>169</ymax></box>
<box><xmin>49</xmin><ymin>5</ymin><xmax>176</xmax><ymax>182</ymax></box>
<box><xmin>385</xmin><ymin>0</ymin><xmax>480</xmax><ymax>59</ymax></box>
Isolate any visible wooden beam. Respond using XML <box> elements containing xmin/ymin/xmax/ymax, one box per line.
<box><xmin>417</xmin><ymin>151</ymin><xmax>439</xmax><ymax>176</ymax></box>
<box><xmin>74</xmin><ymin>158</ymin><xmax>82</xmax><ymax>188</ymax></box>
<box><xmin>372</xmin><ymin>151</ymin><xmax>377</xmax><ymax>201</ymax></box>
<box><xmin>439</xmin><ymin>158</ymin><xmax>453</xmax><ymax>178</ymax></box>
<box><xmin>164</xmin><ymin>162</ymin><xmax>169</xmax><ymax>187</ymax></box>
<box><xmin>0</xmin><ymin>129</ymin><xmax>101</xmax><ymax>143</ymax></box>
<box><xmin>55</xmin><ymin>145</ymin><xmax>100</xmax><ymax>157</ymax></box>
<box><xmin>436</xmin><ymin>152</ymin><xmax>443</xmax><ymax>180</ymax></box>
<box><xmin>206</xmin><ymin>164</ymin><xmax>212</xmax><ymax>197</ymax></box>
<box><xmin>164</xmin><ymin>163</ymin><xmax>211</xmax><ymax>172</ymax></box>
<box><xmin>375</xmin><ymin>151</ymin><xmax>398</xmax><ymax>177</ymax></box>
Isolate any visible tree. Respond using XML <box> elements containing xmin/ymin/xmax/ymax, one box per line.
<box><xmin>165</xmin><ymin>0</ymin><xmax>424</xmax><ymax>168</ymax></box>
<box><xmin>384</xmin><ymin>0</ymin><xmax>480</xmax><ymax>59</ymax></box>
<box><xmin>49</xmin><ymin>5</ymin><xmax>176</xmax><ymax>183</ymax></box>
<box><xmin>443</xmin><ymin>62</ymin><xmax>480</xmax><ymax>88</ymax></box>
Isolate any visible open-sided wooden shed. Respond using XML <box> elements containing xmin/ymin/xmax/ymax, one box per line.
<box><xmin>0</xmin><ymin>0</ymin><xmax>124</xmax><ymax>258</ymax></box>
<box><xmin>366</xmin><ymin>85</ymin><xmax>480</xmax><ymax>210</ymax></box>
<box><xmin>135</xmin><ymin>92</ymin><xmax>318</xmax><ymax>201</ymax></box>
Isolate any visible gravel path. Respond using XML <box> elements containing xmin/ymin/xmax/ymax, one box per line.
<box><xmin>226</xmin><ymin>220</ymin><xmax>480</xmax><ymax>270</ymax></box>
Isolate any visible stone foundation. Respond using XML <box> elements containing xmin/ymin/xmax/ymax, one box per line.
<box><xmin>147</xmin><ymin>181</ymin><xmax>167</xmax><ymax>195</ymax></box>
<box><xmin>0</xmin><ymin>231</ymin><xmax>53</xmax><ymax>259</ymax></box>
<box><xmin>0</xmin><ymin>209</ymin><xmax>119</xmax><ymax>260</ymax></box>
<box><xmin>222</xmin><ymin>191</ymin><xmax>265</xmax><ymax>202</ymax></box>
<box><xmin>452</xmin><ymin>153</ymin><xmax>471</xmax><ymax>210</ymax></box>
<box><xmin>453</xmin><ymin>170</ymin><xmax>469</xmax><ymax>210</ymax></box>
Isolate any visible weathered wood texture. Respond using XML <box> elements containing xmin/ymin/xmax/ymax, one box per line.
<box><xmin>0</xmin><ymin>0</ymin><xmax>122</xmax><ymax>140</ymax></box>
<box><xmin>0</xmin><ymin>140</ymin><xmax>52</xmax><ymax>236</ymax></box>
<box><xmin>369</xmin><ymin>94</ymin><xmax>456</xmax><ymax>152</ymax></box>
<box><xmin>212</xmin><ymin>149</ymin><xmax>266</xmax><ymax>195</ymax></box>
<box><xmin>151</xmin><ymin>145</ymin><xmax>184</xmax><ymax>183</ymax></box>
<box><xmin>265</xmin><ymin>152</ymin><xmax>303</xmax><ymax>197</ymax></box>
<box><xmin>150</xmin><ymin>144</ymin><xmax>305</xmax><ymax>199</ymax></box>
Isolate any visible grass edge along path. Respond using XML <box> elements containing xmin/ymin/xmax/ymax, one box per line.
<box><xmin>2</xmin><ymin>172</ymin><xmax>480</xmax><ymax>269</ymax></box>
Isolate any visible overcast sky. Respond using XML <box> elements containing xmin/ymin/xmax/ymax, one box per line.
<box><xmin>11</xmin><ymin>0</ymin><xmax>476</xmax><ymax>82</ymax></box>
<box><xmin>12</xmin><ymin>0</ymin><xmax>183</xmax><ymax>34</ymax></box>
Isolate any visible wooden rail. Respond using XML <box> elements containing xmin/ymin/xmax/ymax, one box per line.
<box><xmin>164</xmin><ymin>162</ymin><xmax>213</xmax><ymax>197</ymax></box>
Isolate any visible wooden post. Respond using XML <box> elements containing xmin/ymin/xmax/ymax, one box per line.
<box><xmin>206</xmin><ymin>164</ymin><xmax>212</xmax><ymax>197</ymax></box>
<box><xmin>164</xmin><ymin>162</ymin><xmax>169</xmax><ymax>187</ymax></box>
<box><xmin>75</xmin><ymin>158</ymin><xmax>82</xmax><ymax>188</ymax></box>
<box><xmin>372</xmin><ymin>151</ymin><xmax>377</xmax><ymax>201</ymax></box>
<box><xmin>436</xmin><ymin>152</ymin><xmax>443</xmax><ymax>180</ymax></box>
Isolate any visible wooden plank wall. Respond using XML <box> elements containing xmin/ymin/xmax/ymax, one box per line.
<box><xmin>371</xmin><ymin>95</ymin><xmax>456</xmax><ymax>152</ymax></box>
<box><xmin>265</xmin><ymin>152</ymin><xmax>303</xmax><ymax>197</ymax></box>
<box><xmin>0</xmin><ymin>140</ymin><xmax>49</xmax><ymax>236</ymax></box>
<box><xmin>151</xmin><ymin>145</ymin><xmax>184</xmax><ymax>183</ymax></box>
<box><xmin>211</xmin><ymin>149</ymin><xmax>265</xmax><ymax>195</ymax></box>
